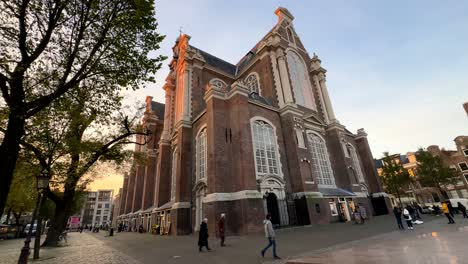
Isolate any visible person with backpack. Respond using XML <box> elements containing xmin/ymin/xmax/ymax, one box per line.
<box><xmin>261</xmin><ymin>214</ymin><xmax>280</xmax><ymax>259</ymax></box>
<box><xmin>403</xmin><ymin>207</ymin><xmax>414</xmax><ymax>230</ymax></box>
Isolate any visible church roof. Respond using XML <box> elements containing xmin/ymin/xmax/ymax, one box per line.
<box><xmin>189</xmin><ymin>45</ymin><xmax>237</xmax><ymax>76</ymax></box>
<box><xmin>150</xmin><ymin>101</ymin><xmax>165</xmax><ymax>120</ymax></box>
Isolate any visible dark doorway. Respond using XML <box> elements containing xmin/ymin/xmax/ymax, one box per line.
<box><xmin>294</xmin><ymin>196</ymin><xmax>311</xmax><ymax>225</ymax></box>
<box><xmin>266</xmin><ymin>193</ymin><xmax>280</xmax><ymax>226</ymax></box>
<box><xmin>370</xmin><ymin>195</ymin><xmax>389</xmax><ymax>216</ymax></box>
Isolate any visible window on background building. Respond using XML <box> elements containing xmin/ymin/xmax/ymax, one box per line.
<box><xmin>244</xmin><ymin>73</ymin><xmax>260</xmax><ymax>94</ymax></box>
<box><xmin>105</xmin><ymin>203</ymin><xmax>110</xmax><ymax>208</ymax></box>
<box><xmin>98</xmin><ymin>204</ymin><xmax>102</xmax><ymax>209</ymax></box>
<box><xmin>90</xmin><ymin>204</ymin><xmax>95</xmax><ymax>209</ymax></box>
<box><xmin>459</xmin><ymin>162</ymin><xmax>468</xmax><ymax>171</ymax></box>
<box><xmin>347</xmin><ymin>144</ymin><xmax>365</xmax><ymax>183</ymax></box>
<box><xmin>96</xmin><ymin>210</ymin><xmax>101</xmax><ymax>215</ymax></box>
<box><xmin>286</xmin><ymin>50</ymin><xmax>316</xmax><ymax>111</ymax></box>
<box><xmin>196</xmin><ymin>128</ymin><xmax>207</xmax><ymax>180</ymax></box>
<box><xmin>95</xmin><ymin>216</ymin><xmax>100</xmax><ymax>222</ymax></box>
<box><xmin>307</xmin><ymin>132</ymin><xmax>335</xmax><ymax>187</ymax></box>
<box><xmin>171</xmin><ymin>149</ymin><xmax>178</xmax><ymax>201</ymax></box>
<box><xmin>463</xmin><ymin>149</ymin><xmax>468</xmax><ymax>157</ymax></box>
<box><xmin>103</xmin><ymin>216</ymin><xmax>107</xmax><ymax>221</ymax></box>
<box><xmin>252</xmin><ymin>120</ymin><xmax>280</xmax><ymax>177</ymax></box>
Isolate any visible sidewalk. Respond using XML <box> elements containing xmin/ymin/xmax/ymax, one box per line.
<box><xmin>0</xmin><ymin>233</ymin><xmax>140</xmax><ymax>264</ymax></box>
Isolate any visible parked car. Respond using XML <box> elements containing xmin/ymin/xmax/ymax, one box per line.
<box><xmin>421</xmin><ymin>206</ymin><xmax>434</xmax><ymax>214</ymax></box>
<box><xmin>23</xmin><ymin>223</ymin><xmax>37</xmax><ymax>236</ymax></box>
<box><xmin>0</xmin><ymin>224</ymin><xmax>19</xmax><ymax>240</ymax></box>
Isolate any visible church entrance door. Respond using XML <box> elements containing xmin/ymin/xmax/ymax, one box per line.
<box><xmin>266</xmin><ymin>193</ymin><xmax>280</xmax><ymax>226</ymax></box>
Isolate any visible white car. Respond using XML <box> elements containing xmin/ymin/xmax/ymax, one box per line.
<box><xmin>23</xmin><ymin>224</ymin><xmax>37</xmax><ymax>235</ymax></box>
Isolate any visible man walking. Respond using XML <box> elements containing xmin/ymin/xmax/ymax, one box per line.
<box><xmin>457</xmin><ymin>202</ymin><xmax>467</xmax><ymax>218</ymax></box>
<box><xmin>393</xmin><ymin>207</ymin><xmax>404</xmax><ymax>230</ymax></box>
<box><xmin>218</xmin><ymin>213</ymin><xmax>226</xmax><ymax>247</ymax></box>
<box><xmin>261</xmin><ymin>214</ymin><xmax>280</xmax><ymax>259</ymax></box>
<box><xmin>442</xmin><ymin>201</ymin><xmax>456</xmax><ymax>224</ymax></box>
<box><xmin>198</xmin><ymin>218</ymin><xmax>211</xmax><ymax>252</ymax></box>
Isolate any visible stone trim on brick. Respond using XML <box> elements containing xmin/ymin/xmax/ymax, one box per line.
<box><xmin>203</xmin><ymin>190</ymin><xmax>262</xmax><ymax>203</ymax></box>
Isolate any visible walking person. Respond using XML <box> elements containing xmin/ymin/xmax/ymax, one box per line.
<box><xmin>442</xmin><ymin>201</ymin><xmax>456</xmax><ymax>224</ymax></box>
<box><xmin>359</xmin><ymin>205</ymin><xmax>367</xmax><ymax>223</ymax></box>
<box><xmin>403</xmin><ymin>207</ymin><xmax>414</xmax><ymax>230</ymax></box>
<box><xmin>447</xmin><ymin>202</ymin><xmax>455</xmax><ymax>217</ymax></box>
<box><xmin>457</xmin><ymin>202</ymin><xmax>467</xmax><ymax>218</ymax></box>
<box><xmin>261</xmin><ymin>214</ymin><xmax>280</xmax><ymax>259</ymax></box>
<box><xmin>218</xmin><ymin>213</ymin><xmax>226</xmax><ymax>247</ymax></box>
<box><xmin>198</xmin><ymin>218</ymin><xmax>211</xmax><ymax>252</ymax></box>
<box><xmin>393</xmin><ymin>207</ymin><xmax>404</xmax><ymax>230</ymax></box>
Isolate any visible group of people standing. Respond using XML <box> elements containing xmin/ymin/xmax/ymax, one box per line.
<box><xmin>393</xmin><ymin>205</ymin><xmax>421</xmax><ymax>230</ymax></box>
<box><xmin>197</xmin><ymin>213</ymin><xmax>280</xmax><ymax>259</ymax></box>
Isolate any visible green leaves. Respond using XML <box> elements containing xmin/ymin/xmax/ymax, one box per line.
<box><xmin>416</xmin><ymin>149</ymin><xmax>457</xmax><ymax>189</ymax></box>
<box><xmin>380</xmin><ymin>153</ymin><xmax>412</xmax><ymax>199</ymax></box>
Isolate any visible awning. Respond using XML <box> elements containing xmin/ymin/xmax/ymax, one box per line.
<box><xmin>319</xmin><ymin>187</ymin><xmax>356</xmax><ymax>197</ymax></box>
<box><xmin>156</xmin><ymin>201</ymin><xmax>174</xmax><ymax>211</ymax></box>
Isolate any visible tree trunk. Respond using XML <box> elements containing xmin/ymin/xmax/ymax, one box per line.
<box><xmin>42</xmin><ymin>203</ymin><xmax>68</xmax><ymax>247</ymax></box>
<box><xmin>3</xmin><ymin>208</ymin><xmax>11</xmax><ymax>224</ymax></box>
<box><xmin>0</xmin><ymin>114</ymin><xmax>26</xmax><ymax>219</ymax></box>
<box><xmin>396</xmin><ymin>190</ymin><xmax>403</xmax><ymax>207</ymax></box>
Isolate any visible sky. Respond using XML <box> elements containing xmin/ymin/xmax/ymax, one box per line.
<box><xmin>90</xmin><ymin>0</ymin><xmax>468</xmax><ymax>193</ymax></box>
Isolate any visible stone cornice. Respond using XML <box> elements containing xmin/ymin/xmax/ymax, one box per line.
<box><xmin>248</xmin><ymin>100</ymin><xmax>279</xmax><ymax>113</ymax></box>
<box><xmin>174</xmin><ymin>119</ymin><xmax>192</xmax><ymax>131</ymax></box>
<box><xmin>279</xmin><ymin>104</ymin><xmax>304</xmax><ymax>117</ymax></box>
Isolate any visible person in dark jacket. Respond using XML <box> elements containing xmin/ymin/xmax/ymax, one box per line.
<box><xmin>457</xmin><ymin>202</ymin><xmax>467</xmax><ymax>218</ymax></box>
<box><xmin>198</xmin><ymin>218</ymin><xmax>210</xmax><ymax>252</ymax></box>
<box><xmin>447</xmin><ymin>202</ymin><xmax>455</xmax><ymax>217</ymax></box>
<box><xmin>393</xmin><ymin>207</ymin><xmax>404</xmax><ymax>230</ymax></box>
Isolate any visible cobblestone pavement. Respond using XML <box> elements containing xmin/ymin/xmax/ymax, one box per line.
<box><xmin>1</xmin><ymin>214</ymin><xmax>460</xmax><ymax>264</ymax></box>
<box><xmin>0</xmin><ymin>232</ymin><xmax>141</xmax><ymax>264</ymax></box>
<box><xmin>285</xmin><ymin>216</ymin><xmax>468</xmax><ymax>264</ymax></box>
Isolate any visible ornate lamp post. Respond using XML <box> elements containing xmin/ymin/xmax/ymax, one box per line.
<box><xmin>18</xmin><ymin>171</ymin><xmax>49</xmax><ymax>264</ymax></box>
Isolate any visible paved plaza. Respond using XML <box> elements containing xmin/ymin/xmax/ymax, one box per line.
<box><xmin>1</xmin><ymin>215</ymin><xmax>468</xmax><ymax>264</ymax></box>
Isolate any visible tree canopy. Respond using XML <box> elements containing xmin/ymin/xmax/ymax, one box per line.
<box><xmin>416</xmin><ymin>149</ymin><xmax>457</xmax><ymax>199</ymax></box>
<box><xmin>0</xmin><ymin>0</ymin><xmax>165</xmax><ymax>217</ymax></box>
<box><xmin>380</xmin><ymin>152</ymin><xmax>412</xmax><ymax>206</ymax></box>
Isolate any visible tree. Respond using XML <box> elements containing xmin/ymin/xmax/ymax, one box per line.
<box><xmin>19</xmin><ymin>88</ymin><xmax>150</xmax><ymax>246</ymax></box>
<box><xmin>5</xmin><ymin>158</ymin><xmax>38</xmax><ymax>226</ymax></box>
<box><xmin>416</xmin><ymin>149</ymin><xmax>457</xmax><ymax>200</ymax></box>
<box><xmin>380</xmin><ymin>152</ymin><xmax>412</xmax><ymax>206</ymax></box>
<box><xmin>0</xmin><ymin>0</ymin><xmax>165</xmax><ymax>218</ymax></box>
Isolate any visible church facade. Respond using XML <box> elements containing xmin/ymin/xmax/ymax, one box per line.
<box><xmin>117</xmin><ymin>7</ymin><xmax>389</xmax><ymax>235</ymax></box>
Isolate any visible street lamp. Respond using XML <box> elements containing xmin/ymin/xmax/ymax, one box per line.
<box><xmin>18</xmin><ymin>170</ymin><xmax>49</xmax><ymax>264</ymax></box>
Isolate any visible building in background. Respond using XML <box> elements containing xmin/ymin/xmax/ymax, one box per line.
<box><xmin>80</xmin><ymin>189</ymin><xmax>114</xmax><ymax>227</ymax></box>
<box><xmin>376</xmin><ymin>136</ymin><xmax>468</xmax><ymax>206</ymax></box>
<box><xmin>117</xmin><ymin>7</ymin><xmax>389</xmax><ymax>235</ymax></box>
<box><xmin>112</xmin><ymin>188</ymin><xmax>122</xmax><ymax>227</ymax></box>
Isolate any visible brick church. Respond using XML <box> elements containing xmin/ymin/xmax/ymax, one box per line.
<box><xmin>117</xmin><ymin>7</ymin><xmax>389</xmax><ymax>235</ymax></box>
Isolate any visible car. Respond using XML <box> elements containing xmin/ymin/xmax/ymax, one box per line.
<box><xmin>23</xmin><ymin>224</ymin><xmax>37</xmax><ymax>236</ymax></box>
<box><xmin>421</xmin><ymin>206</ymin><xmax>434</xmax><ymax>214</ymax></box>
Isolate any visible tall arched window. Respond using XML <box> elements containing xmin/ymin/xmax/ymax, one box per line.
<box><xmin>252</xmin><ymin>120</ymin><xmax>280</xmax><ymax>177</ymax></box>
<box><xmin>286</xmin><ymin>51</ymin><xmax>316</xmax><ymax>111</ymax></box>
<box><xmin>196</xmin><ymin>128</ymin><xmax>207</xmax><ymax>180</ymax></box>
<box><xmin>245</xmin><ymin>72</ymin><xmax>260</xmax><ymax>94</ymax></box>
<box><xmin>348</xmin><ymin>144</ymin><xmax>365</xmax><ymax>183</ymax></box>
<box><xmin>307</xmin><ymin>132</ymin><xmax>335</xmax><ymax>186</ymax></box>
<box><xmin>170</xmin><ymin>148</ymin><xmax>178</xmax><ymax>201</ymax></box>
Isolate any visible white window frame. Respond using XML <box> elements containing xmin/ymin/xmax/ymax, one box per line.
<box><xmin>244</xmin><ymin>72</ymin><xmax>261</xmax><ymax>95</ymax></box>
<box><xmin>329</xmin><ymin>201</ymin><xmax>338</xmax><ymax>216</ymax></box>
<box><xmin>459</xmin><ymin>162</ymin><xmax>468</xmax><ymax>172</ymax></box>
<box><xmin>463</xmin><ymin>149</ymin><xmax>468</xmax><ymax>157</ymax></box>
<box><xmin>347</xmin><ymin>143</ymin><xmax>365</xmax><ymax>183</ymax></box>
<box><xmin>295</xmin><ymin>127</ymin><xmax>306</xmax><ymax>149</ymax></box>
<box><xmin>286</xmin><ymin>49</ymin><xmax>317</xmax><ymax>111</ymax></box>
<box><xmin>196</xmin><ymin>126</ymin><xmax>207</xmax><ymax>181</ymax></box>
<box><xmin>250</xmin><ymin>117</ymin><xmax>283</xmax><ymax>179</ymax></box>
<box><xmin>170</xmin><ymin>147</ymin><xmax>178</xmax><ymax>201</ymax></box>
<box><xmin>306</xmin><ymin>130</ymin><xmax>335</xmax><ymax>187</ymax></box>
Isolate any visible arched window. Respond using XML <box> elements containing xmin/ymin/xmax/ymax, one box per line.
<box><xmin>287</xmin><ymin>28</ymin><xmax>295</xmax><ymax>44</ymax></box>
<box><xmin>244</xmin><ymin>73</ymin><xmax>260</xmax><ymax>94</ymax></box>
<box><xmin>347</xmin><ymin>144</ymin><xmax>365</xmax><ymax>183</ymax></box>
<box><xmin>286</xmin><ymin>51</ymin><xmax>316</xmax><ymax>111</ymax></box>
<box><xmin>170</xmin><ymin>148</ymin><xmax>178</xmax><ymax>201</ymax></box>
<box><xmin>209</xmin><ymin>78</ymin><xmax>227</xmax><ymax>91</ymax></box>
<box><xmin>196</xmin><ymin>128</ymin><xmax>207</xmax><ymax>180</ymax></box>
<box><xmin>252</xmin><ymin>120</ymin><xmax>280</xmax><ymax>177</ymax></box>
<box><xmin>307</xmin><ymin>132</ymin><xmax>335</xmax><ymax>187</ymax></box>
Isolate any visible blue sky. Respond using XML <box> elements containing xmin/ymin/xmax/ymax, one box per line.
<box><xmin>129</xmin><ymin>0</ymin><xmax>468</xmax><ymax>158</ymax></box>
